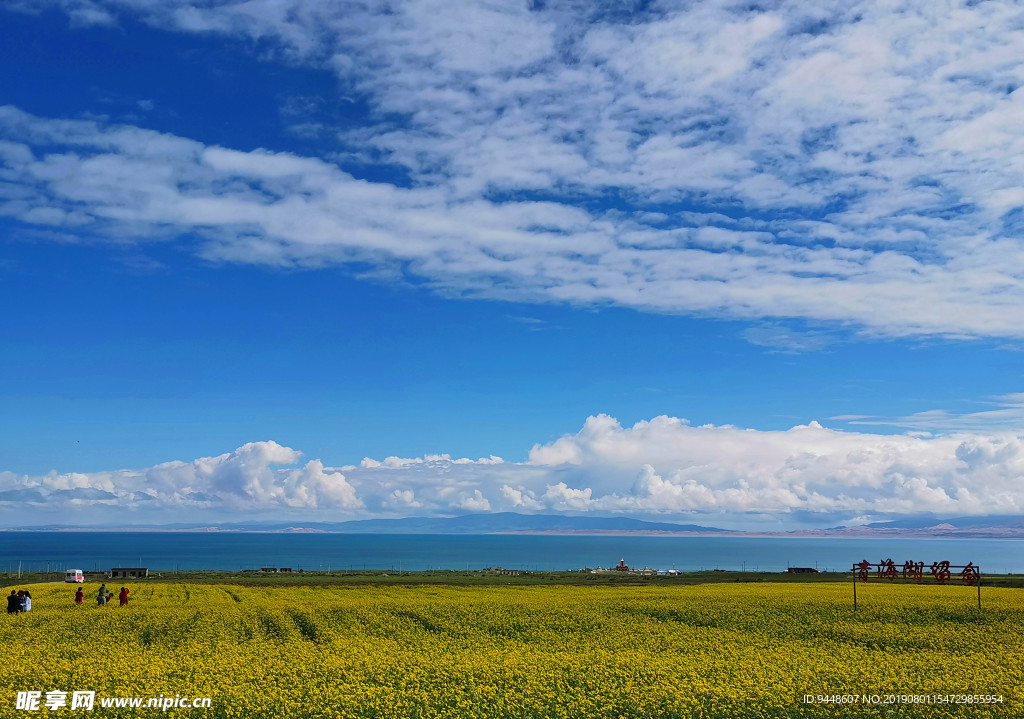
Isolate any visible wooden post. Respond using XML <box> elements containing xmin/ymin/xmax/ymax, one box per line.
<box><xmin>978</xmin><ymin>568</ymin><xmax>982</xmax><ymax>610</ymax></box>
<box><xmin>852</xmin><ymin>566</ymin><xmax>857</xmax><ymax>611</ymax></box>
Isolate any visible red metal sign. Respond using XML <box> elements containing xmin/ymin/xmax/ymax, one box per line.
<box><xmin>851</xmin><ymin>559</ymin><xmax>982</xmax><ymax>609</ymax></box>
<box><xmin>853</xmin><ymin>558</ymin><xmax>978</xmax><ymax>585</ymax></box>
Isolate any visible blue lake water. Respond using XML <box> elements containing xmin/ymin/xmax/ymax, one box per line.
<box><xmin>1</xmin><ymin>532</ymin><xmax>1022</xmax><ymax>574</ymax></box>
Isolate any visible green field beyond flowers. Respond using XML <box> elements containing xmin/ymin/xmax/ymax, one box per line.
<box><xmin>0</xmin><ymin>581</ymin><xmax>1020</xmax><ymax>718</ymax></box>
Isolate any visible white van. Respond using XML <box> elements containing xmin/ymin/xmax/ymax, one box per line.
<box><xmin>64</xmin><ymin>569</ymin><xmax>84</xmax><ymax>583</ymax></box>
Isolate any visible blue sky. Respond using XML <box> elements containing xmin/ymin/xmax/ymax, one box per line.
<box><xmin>2</xmin><ymin>1</ymin><xmax>1024</xmax><ymax>528</ymax></box>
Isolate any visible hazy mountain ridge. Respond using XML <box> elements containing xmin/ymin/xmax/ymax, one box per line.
<box><xmin>6</xmin><ymin>513</ymin><xmax>1024</xmax><ymax>537</ymax></box>
<box><xmin>8</xmin><ymin>513</ymin><xmax>730</xmax><ymax>533</ymax></box>
<box><xmin>862</xmin><ymin>515</ymin><xmax>1024</xmax><ymax>530</ymax></box>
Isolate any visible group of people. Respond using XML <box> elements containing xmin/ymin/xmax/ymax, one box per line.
<box><xmin>74</xmin><ymin>583</ymin><xmax>129</xmax><ymax>607</ymax></box>
<box><xmin>6</xmin><ymin>590</ymin><xmax>31</xmax><ymax>614</ymax></box>
<box><xmin>5</xmin><ymin>583</ymin><xmax>131</xmax><ymax>613</ymax></box>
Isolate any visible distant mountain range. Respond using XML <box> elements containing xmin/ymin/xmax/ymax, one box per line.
<box><xmin>9</xmin><ymin>513</ymin><xmax>1024</xmax><ymax>537</ymax></box>
<box><xmin>861</xmin><ymin>515</ymin><xmax>1024</xmax><ymax>530</ymax></box>
<box><xmin>304</xmin><ymin>513</ymin><xmax>732</xmax><ymax>534</ymax></box>
<box><xmin>11</xmin><ymin>512</ymin><xmax>731</xmax><ymax>534</ymax></box>
<box><xmin>800</xmin><ymin>514</ymin><xmax>1024</xmax><ymax>538</ymax></box>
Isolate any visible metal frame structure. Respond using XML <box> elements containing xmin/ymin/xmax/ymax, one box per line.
<box><xmin>851</xmin><ymin>559</ymin><xmax>981</xmax><ymax>610</ymax></box>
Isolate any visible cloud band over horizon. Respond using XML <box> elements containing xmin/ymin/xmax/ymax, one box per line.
<box><xmin>3</xmin><ymin>414</ymin><xmax>1022</xmax><ymax>527</ymax></box>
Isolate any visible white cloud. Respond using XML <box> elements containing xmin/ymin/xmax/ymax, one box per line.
<box><xmin>741</xmin><ymin>324</ymin><xmax>834</xmax><ymax>353</ymax></box>
<box><xmin>456</xmin><ymin>489</ymin><xmax>491</xmax><ymax>512</ymax></box>
<box><xmin>384</xmin><ymin>489</ymin><xmax>422</xmax><ymax>510</ymax></box>
<box><xmin>845</xmin><ymin>393</ymin><xmax>1024</xmax><ymax>431</ymax></box>
<box><xmin>541</xmin><ymin>482</ymin><xmax>593</xmax><ymax>511</ymax></box>
<box><xmin>499</xmin><ymin>484</ymin><xmax>543</xmax><ymax>510</ymax></box>
<box><xmin>4</xmin><ymin>414</ymin><xmax>1024</xmax><ymax>524</ymax></box>
<box><xmin>516</xmin><ymin>414</ymin><xmax>1024</xmax><ymax>517</ymax></box>
<box><xmin>5</xmin><ymin>2</ymin><xmax>1024</xmax><ymax>337</ymax></box>
<box><xmin>0</xmin><ymin>441</ymin><xmax>363</xmax><ymax>516</ymax></box>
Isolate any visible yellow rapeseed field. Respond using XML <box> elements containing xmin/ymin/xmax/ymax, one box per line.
<box><xmin>0</xmin><ymin>581</ymin><xmax>1019</xmax><ymax>717</ymax></box>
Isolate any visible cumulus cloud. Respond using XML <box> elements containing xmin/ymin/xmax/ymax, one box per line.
<box><xmin>5</xmin><ymin>415</ymin><xmax>1024</xmax><ymax>525</ymax></box>
<box><xmin>0</xmin><ymin>441</ymin><xmax>363</xmax><ymax>516</ymax></box>
<box><xmin>456</xmin><ymin>489</ymin><xmax>491</xmax><ymax>512</ymax></box>
<box><xmin>340</xmin><ymin>414</ymin><xmax>1024</xmax><ymax>521</ymax></box>
<box><xmin>500</xmin><ymin>484</ymin><xmax>544</xmax><ymax>510</ymax></box>
<box><xmin>542</xmin><ymin>482</ymin><xmax>593</xmax><ymax>511</ymax></box>
<box><xmin>384</xmin><ymin>489</ymin><xmax>422</xmax><ymax>510</ymax></box>
<box><xmin>518</xmin><ymin>414</ymin><xmax>1024</xmax><ymax>517</ymax></box>
<box><xmin>3</xmin><ymin>2</ymin><xmax>1024</xmax><ymax>338</ymax></box>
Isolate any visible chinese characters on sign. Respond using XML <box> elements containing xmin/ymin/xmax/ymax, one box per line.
<box><xmin>959</xmin><ymin>562</ymin><xmax>980</xmax><ymax>585</ymax></box>
<box><xmin>902</xmin><ymin>560</ymin><xmax>924</xmax><ymax>581</ymax></box>
<box><xmin>852</xmin><ymin>559</ymin><xmax>979</xmax><ymax>585</ymax></box>
<box><xmin>851</xmin><ymin>558</ymin><xmax>982</xmax><ymax>610</ymax></box>
<box><xmin>931</xmin><ymin>560</ymin><xmax>951</xmax><ymax>583</ymax></box>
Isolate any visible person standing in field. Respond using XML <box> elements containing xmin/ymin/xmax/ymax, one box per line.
<box><xmin>7</xmin><ymin>590</ymin><xmax>20</xmax><ymax>614</ymax></box>
<box><xmin>118</xmin><ymin>587</ymin><xmax>129</xmax><ymax>607</ymax></box>
<box><xmin>21</xmin><ymin>590</ymin><xmax>31</xmax><ymax>612</ymax></box>
<box><xmin>74</xmin><ymin>587</ymin><xmax>84</xmax><ymax>605</ymax></box>
<box><xmin>97</xmin><ymin>583</ymin><xmax>108</xmax><ymax>606</ymax></box>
